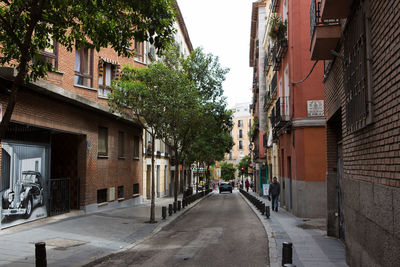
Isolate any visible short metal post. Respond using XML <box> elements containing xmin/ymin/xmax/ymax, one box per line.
<box><xmin>266</xmin><ymin>206</ymin><xmax>270</xmax><ymax>219</ymax></box>
<box><xmin>168</xmin><ymin>204</ymin><xmax>173</xmax><ymax>216</ymax></box>
<box><xmin>35</xmin><ymin>242</ymin><xmax>47</xmax><ymax>267</ymax></box>
<box><xmin>178</xmin><ymin>200</ymin><xmax>181</xmax><ymax>211</ymax></box>
<box><xmin>282</xmin><ymin>242</ymin><xmax>293</xmax><ymax>266</ymax></box>
<box><xmin>162</xmin><ymin>206</ymin><xmax>167</xmax><ymax>219</ymax></box>
<box><xmin>182</xmin><ymin>199</ymin><xmax>186</xmax><ymax>208</ymax></box>
<box><xmin>173</xmin><ymin>201</ymin><xmax>177</xmax><ymax>213</ymax></box>
<box><xmin>261</xmin><ymin>203</ymin><xmax>265</xmax><ymax>215</ymax></box>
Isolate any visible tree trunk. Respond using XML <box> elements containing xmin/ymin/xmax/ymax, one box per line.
<box><xmin>150</xmin><ymin>131</ymin><xmax>156</xmax><ymax>223</ymax></box>
<box><xmin>174</xmin><ymin>148</ymin><xmax>179</xmax><ymax>203</ymax></box>
<box><xmin>196</xmin><ymin>162</ymin><xmax>200</xmax><ymax>194</ymax></box>
<box><xmin>0</xmin><ymin>65</ymin><xmax>27</xmax><ymax>139</ymax></box>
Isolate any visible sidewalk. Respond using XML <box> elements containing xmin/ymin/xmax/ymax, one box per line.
<box><xmin>0</xmin><ymin>193</ymin><xmax>205</xmax><ymax>266</ymax></box>
<box><xmin>241</xmin><ymin>191</ymin><xmax>347</xmax><ymax>267</ymax></box>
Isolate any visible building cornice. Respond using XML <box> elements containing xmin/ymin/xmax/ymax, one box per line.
<box><xmin>291</xmin><ymin>118</ymin><xmax>326</xmax><ymax>128</ymax></box>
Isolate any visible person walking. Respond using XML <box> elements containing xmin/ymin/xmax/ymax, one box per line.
<box><xmin>245</xmin><ymin>179</ymin><xmax>250</xmax><ymax>192</ymax></box>
<box><xmin>269</xmin><ymin>177</ymin><xmax>280</xmax><ymax>212</ymax></box>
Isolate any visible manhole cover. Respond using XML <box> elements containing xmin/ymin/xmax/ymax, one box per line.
<box><xmin>42</xmin><ymin>238</ymin><xmax>86</xmax><ymax>249</ymax></box>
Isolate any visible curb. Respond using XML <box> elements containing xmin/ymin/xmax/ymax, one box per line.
<box><xmin>82</xmin><ymin>191</ymin><xmax>214</xmax><ymax>266</ymax></box>
<box><xmin>239</xmin><ymin>192</ymin><xmax>279</xmax><ymax>267</ymax></box>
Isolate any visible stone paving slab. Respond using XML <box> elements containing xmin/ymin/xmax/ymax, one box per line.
<box><xmin>240</xmin><ymin>191</ymin><xmax>347</xmax><ymax>267</ymax></box>
<box><xmin>0</xmin><ymin>193</ymin><xmax>210</xmax><ymax>266</ymax></box>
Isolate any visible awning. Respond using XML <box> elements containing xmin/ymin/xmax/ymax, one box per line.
<box><xmin>99</xmin><ymin>57</ymin><xmax>120</xmax><ymax>65</ymax></box>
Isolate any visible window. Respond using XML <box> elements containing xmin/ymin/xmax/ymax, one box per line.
<box><xmin>229</xmin><ymin>153</ymin><xmax>233</xmax><ymax>160</ymax></box>
<box><xmin>98</xmin><ymin>127</ymin><xmax>108</xmax><ymax>157</ymax></box>
<box><xmin>133</xmin><ymin>136</ymin><xmax>140</xmax><ymax>159</ymax></box>
<box><xmin>239</xmin><ymin>129</ymin><xmax>243</xmax><ymax>139</ymax></box>
<box><xmin>134</xmin><ymin>41</ymin><xmax>145</xmax><ymax>62</ymax></box>
<box><xmin>118</xmin><ymin>131</ymin><xmax>124</xmax><ymax>158</ymax></box>
<box><xmin>343</xmin><ymin>2</ymin><xmax>373</xmax><ymax>132</ymax></box>
<box><xmin>75</xmin><ymin>47</ymin><xmax>93</xmax><ymax>87</ymax></box>
<box><xmin>97</xmin><ymin>188</ymin><xmax>107</xmax><ymax>203</ymax></box>
<box><xmin>117</xmin><ymin>186</ymin><xmax>124</xmax><ymax>199</ymax></box>
<box><xmin>98</xmin><ymin>59</ymin><xmax>120</xmax><ymax>98</ymax></box>
<box><xmin>238</xmin><ymin>120</ymin><xmax>242</xmax><ymax>128</ymax></box>
<box><xmin>249</xmin><ymin>119</ymin><xmax>252</xmax><ymax>129</ymax></box>
<box><xmin>34</xmin><ymin>40</ymin><xmax>58</xmax><ymax>70</ymax></box>
<box><xmin>239</xmin><ymin>141</ymin><xmax>243</xmax><ymax>150</ymax></box>
<box><xmin>133</xmin><ymin>183</ymin><xmax>140</xmax><ymax>195</ymax></box>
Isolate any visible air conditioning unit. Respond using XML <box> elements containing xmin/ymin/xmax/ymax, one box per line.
<box><xmin>108</xmin><ymin>187</ymin><xmax>115</xmax><ymax>202</ymax></box>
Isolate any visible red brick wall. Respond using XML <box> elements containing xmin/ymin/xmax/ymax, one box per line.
<box><xmin>0</xmin><ymin>89</ymin><xmax>143</xmax><ymax>206</ymax></box>
<box><xmin>323</xmin><ymin>0</ymin><xmax>400</xmax><ymax>265</ymax></box>
<box><xmin>45</xmin><ymin>44</ymin><xmax>146</xmax><ymax>106</ymax></box>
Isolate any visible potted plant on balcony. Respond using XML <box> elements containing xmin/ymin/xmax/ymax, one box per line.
<box><xmin>268</xmin><ymin>14</ymin><xmax>287</xmax><ymax>42</ymax></box>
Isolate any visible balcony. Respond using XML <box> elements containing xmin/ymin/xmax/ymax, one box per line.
<box><xmin>276</xmin><ymin>38</ymin><xmax>288</xmax><ymax>59</ymax></box>
<box><xmin>321</xmin><ymin>0</ymin><xmax>353</xmax><ymax>20</ymax></box>
<box><xmin>310</xmin><ymin>0</ymin><xmax>341</xmax><ymax>60</ymax></box>
<box><xmin>270</xmin><ymin>96</ymin><xmax>291</xmax><ymax>134</ymax></box>
<box><xmin>271</xmin><ymin>0</ymin><xmax>280</xmax><ymax>13</ymax></box>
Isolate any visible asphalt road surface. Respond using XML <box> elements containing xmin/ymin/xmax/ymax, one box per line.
<box><xmin>90</xmin><ymin>190</ymin><xmax>269</xmax><ymax>267</ymax></box>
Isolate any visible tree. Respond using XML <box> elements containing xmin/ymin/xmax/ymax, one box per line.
<box><xmin>186</xmin><ymin>103</ymin><xmax>233</xmax><ymax>191</ymax></box>
<box><xmin>220</xmin><ymin>161</ymin><xmax>235</xmax><ymax>181</ymax></box>
<box><xmin>109</xmin><ymin>58</ymin><xmax>196</xmax><ymax>222</ymax></box>
<box><xmin>238</xmin><ymin>155</ymin><xmax>251</xmax><ymax>177</ymax></box>
<box><xmin>0</xmin><ymin>0</ymin><xmax>176</xmax><ymax>138</ymax></box>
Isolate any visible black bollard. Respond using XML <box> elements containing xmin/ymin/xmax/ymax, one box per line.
<box><xmin>35</xmin><ymin>242</ymin><xmax>47</xmax><ymax>267</ymax></box>
<box><xmin>266</xmin><ymin>206</ymin><xmax>270</xmax><ymax>219</ymax></box>
<box><xmin>182</xmin><ymin>199</ymin><xmax>186</xmax><ymax>208</ymax></box>
<box><xmin>173</xmin><ymin>201</ymin><xmax>177</xmax><ymax>213</ymax></box>
<box><xmin>261</xmin><ymin>203</ymin><xmax>265</xmax><ymax>215</ymax></box>
<box><xmin>178</xmin><ymin>200</ymin><xmax>181</xmax><ymax>211</ymax></box>
<box><xmin>168</xmin><ymin>204</ymin><xmax>173</xmax><ymax>216</ymax></box>
<box><xmin>162</xmin><ymin>206</ymin><xmax>167</xmax><ymax>219</ymax></box>
<box><xmin>282</xmin><ymin>242</ymin><xmax>293</xmax><ymax>266</ymax></box>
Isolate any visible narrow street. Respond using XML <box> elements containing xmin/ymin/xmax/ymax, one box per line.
<box><xmin>89</xmin><ymin>191</ymin><xmax>269</xmax><ymax>267</ymax></box>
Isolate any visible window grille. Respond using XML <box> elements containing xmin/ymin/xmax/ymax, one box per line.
<box><xmin>343</xmin><ymin>1</ymin><xmax>373</xmax><ymax>132</ymax></box>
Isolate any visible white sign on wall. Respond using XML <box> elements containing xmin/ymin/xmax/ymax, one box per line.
<box><xmin>307</xmin><ymin>100</ymin><xmax>324</xmax><ymax>117</ymax></box>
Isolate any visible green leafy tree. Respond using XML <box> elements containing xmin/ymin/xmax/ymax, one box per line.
<box><xmin>220</xmin><ymin>161</ymin><xmax>235</xmax><ymax>181</ymax></box>
<box><xmin>0</xmin><ymin>0</ymin><xmax>176</xmax><ymax>138</ymax></box>
<box><xmin>109</xmin><ymin>59</ymin><xmax>196</xmax><ymax>222</ymax></box>
<box><xmin>238</xmin><ymin>155</ymin><xmax>251</xmax><ymax>177</ymax></box>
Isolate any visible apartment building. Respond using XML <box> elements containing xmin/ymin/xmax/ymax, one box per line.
<box><xmin>142</xmin><ymin>4</ymin><xmax>193</xmax><ymax>199</ymax></box>
<box><xmin>225</xmin><ymin>102</ymin><xmax>252</xmax><ymax>169</ymax></box>
<box><xmin>310</xmin><ymin>0</ymin><xmax>400</xmax><ymax>265</ymax></box>
<box><xmin>250</xmin><ymin>1</ymin><xmax>268</xmax><ymax>194</ymax></box>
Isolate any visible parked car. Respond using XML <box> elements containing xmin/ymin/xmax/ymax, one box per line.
<box><xmin>219</xmin><ymin>182</ymin><xmax>232</xmax><ymax>193</ymax></box>
<box><xmin>2</xmin><ymin>171</ymin><xmax>44</xmax><ymax>219</ymax></box>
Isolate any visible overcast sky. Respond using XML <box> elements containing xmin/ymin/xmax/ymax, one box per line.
<box><xmin>177</xmin><ymin>0</ymin><xmax>254</xmax><ymax>108</ymax></box>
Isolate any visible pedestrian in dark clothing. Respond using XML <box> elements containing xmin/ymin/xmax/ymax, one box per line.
<box><xmin>269</xmin><ymin>177</ymin><xmax>280</xmax><ymax>212</ymax></box>
<box><xmin>245</xmin><ymin>179</ymin><xmax>250</xmax><ymax>192</ymax></box>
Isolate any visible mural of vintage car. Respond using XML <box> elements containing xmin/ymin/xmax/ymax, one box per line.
<box><xmin>1</xmin><ymin>171</ymin><xmax>44</xmax><ymax>219</ymax></box>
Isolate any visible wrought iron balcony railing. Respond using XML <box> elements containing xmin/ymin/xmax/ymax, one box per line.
<box><xmin>310</xmin><ymin>0</ymin><xmax>340</xmax><ymax>42</ymax></box>
<box><xmin>270</xmin><ymin>96</ymin><xmax>290</xmax><ymax>129</ymax></box>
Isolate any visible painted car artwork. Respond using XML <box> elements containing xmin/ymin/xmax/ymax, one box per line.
<box><xmin>2</xmin><ymin>171</ymin><xmax>44</xmax><ymax>219</ymax></box>
<box><xmin>0</xmin><ymin>142</ymin><xmax>49</xmax><ymax>229</ymax></box>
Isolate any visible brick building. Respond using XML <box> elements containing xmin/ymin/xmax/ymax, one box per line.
<box><xmin>310</xmin><ymin>0</ymin><xmax>400</xmax><ymax>265</ymax></box>
<box><xmin>0</xmin><ymin>4</ymin><xmax>191</xmax><ymax>230</ymax></box>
